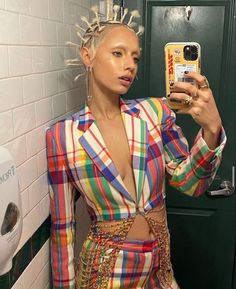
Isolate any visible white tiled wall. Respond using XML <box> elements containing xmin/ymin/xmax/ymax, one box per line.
<box><xmin>0</xmin><ymin>0</ymin><xmax>92</xmax><ymax>288</ymax></box>
<box><xmin>11</xmin><ymin>241</ymin><xmax>50</xmax><ymax>289</ymax></box>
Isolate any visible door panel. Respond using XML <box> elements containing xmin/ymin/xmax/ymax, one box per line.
<box><xmin>148</xmin><ymin>4</ymin><xmax>228</xmax><ymax>145</ymax></box>
<box><xmin>149</xmin><ymin>5</ymin><xmax>225</xmax><ymax>100</ymax></box>
<box><xmin>124</xmin><ymin>1</ymin><xmax>236</xmax><ymax>288</ymax></box>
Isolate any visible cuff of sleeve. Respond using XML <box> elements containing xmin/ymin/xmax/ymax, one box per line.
<box><xmin>197</xmin><ymin>126</ymin><xmax>226</xmax><ymax>155</ymax></box>
<box><xmin>191</xmin><ymin>126</ymin><xmax>226</xmax><ymax>178</ymax></box>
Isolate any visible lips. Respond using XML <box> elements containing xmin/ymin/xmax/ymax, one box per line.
<box><xmin>118</xmin><ymin>75</ymin><xmax>133</xmax><ymax>87</ymax></box>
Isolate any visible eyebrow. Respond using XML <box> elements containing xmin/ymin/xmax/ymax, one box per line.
<box><xmin>111</xmin><ymin>44</ymin><xmax>141</xmax><ymax>56</ymax></box>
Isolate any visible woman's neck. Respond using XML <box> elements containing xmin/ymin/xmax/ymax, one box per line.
<box><xmin>88</xmin><ymin>90</ymin><xmax>121</xmax><ymax>121</ymax></box>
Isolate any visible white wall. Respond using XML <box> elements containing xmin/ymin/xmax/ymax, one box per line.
<box><xmin>0</xmin><ymin>0</ymin><xmax>93</xmax><ymax>288</ymax></box>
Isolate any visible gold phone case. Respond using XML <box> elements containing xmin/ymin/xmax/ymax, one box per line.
<box><xmin>164</xmin><ymin>42</ymin><xmax>201</xmax><ymax>109</ymax></box>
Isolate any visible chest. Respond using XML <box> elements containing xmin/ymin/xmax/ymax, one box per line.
<box><xmin>96</xmin><ymin>117</ymin><xmax>132</xmax><ymax>180</ymax></box>
<box><xmin>67</xmin><ymin>114</ymin><xmax>167</xmax><ymax>213</ymax></box>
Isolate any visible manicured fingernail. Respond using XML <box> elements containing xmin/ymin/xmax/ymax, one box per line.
<box><xmin>184</xmin><ymin>71</ymin><xmax>189</xmax><ymax>74</ymax></box>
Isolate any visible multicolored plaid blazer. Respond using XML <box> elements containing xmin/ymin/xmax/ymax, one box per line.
<box><xmin>46</xmin><ymin>97</ymin><xmax>226</xmax><ymax>289</ymax></box>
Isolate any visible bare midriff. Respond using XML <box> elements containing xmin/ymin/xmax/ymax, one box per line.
<box><xmin>125</xmin><ymin>207</ymin><xmax>164</xmax><ymax>240</ymax></box>
<box><xmin>96</xmin><ymin>200</ymin><xmax>166</xmax><ymax>241</ymax></box>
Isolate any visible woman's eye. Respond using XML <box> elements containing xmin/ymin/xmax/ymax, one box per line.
<box><xmin>112</xmin><ymin>51</ymin><xmax>122</xmax><ymax>57</ymax></box>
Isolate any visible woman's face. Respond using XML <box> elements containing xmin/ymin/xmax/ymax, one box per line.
<box><xmin>91</xmin><ymin>25</ymin><xmax>140</xmax><ymax>96</ymax></box>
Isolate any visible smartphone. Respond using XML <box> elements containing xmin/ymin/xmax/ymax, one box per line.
<box><xmin>164</xmin><ymin>42</ymin><xmax>201</xmax><ymax>109</ymax></box>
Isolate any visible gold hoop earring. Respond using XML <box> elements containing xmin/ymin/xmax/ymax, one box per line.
<box><xmin>86</xmin><ymin>66</ymin><xmax>93</xmax><ymax>103</ymax></box>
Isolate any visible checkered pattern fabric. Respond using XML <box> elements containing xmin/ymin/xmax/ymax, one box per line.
<box><xmin>76</xmin><ymin>238</ymin><xmax>179</xmax><ymax>289</ymax></box>
<box><xmin>46</xmin><ymin>97</ymin><xmax>226</xmax><ymax>289</ymax></box>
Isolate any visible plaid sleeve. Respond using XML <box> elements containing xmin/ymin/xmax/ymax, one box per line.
<box><xmin>159</xmin><ymin>99</ymin><xmax>226</xmax><ymax>197</ymax></box>
<box><xmin>46</xmin><ymin>126</ymin><xmax>77</xmax><ymax>289</ymax></box>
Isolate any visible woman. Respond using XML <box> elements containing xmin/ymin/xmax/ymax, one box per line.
<box><xmin>46</xmin><ymin>6</ymin><xmax>226</xmax><ymax>289</ymax></box>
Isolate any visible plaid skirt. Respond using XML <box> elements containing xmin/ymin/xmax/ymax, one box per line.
<box><xmin>76</xmin><ymin>238</ymin><xmax>180</xmax><ymax>289</ymax></box>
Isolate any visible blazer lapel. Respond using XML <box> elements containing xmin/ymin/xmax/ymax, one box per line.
<box><xmin>121</xmin><ymin>101</ymin><xmax>148</xmax><ymax>204</ymax></box>
<box><xmin>78</xmin><ymin>104</ymin><xmax>134</xmax><ymax>202</ymax></box>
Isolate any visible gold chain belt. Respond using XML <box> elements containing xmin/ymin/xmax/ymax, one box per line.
<box><xmin>75</xmin><ymin>206</ymin><xmax>173</xmax><ymax>289</ymax></box>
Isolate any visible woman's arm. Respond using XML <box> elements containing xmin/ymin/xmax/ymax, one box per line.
<box><xmin>158</xmin><ymin>98</ymin><xmax>226</xmax><ymax>197</ymax></box>
<box><xmin>46</xmin><ymin>125</ymin><xmax>78</xmax><ymax>289</ymax></box>
<box><xmin>169</xmin><ymin>71</ymin><xmax>223</xmax><ymax>150</ymax></box>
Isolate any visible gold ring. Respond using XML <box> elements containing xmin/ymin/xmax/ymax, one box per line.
<box><xmin>199</xmin><ymin>76</ymin><xmax>210</xmax><ymax>89</ymax></box>
<box><xmin>184</xmin><ymin>96</ymin><xmax>193</xmax><ymax>106</ymax></box>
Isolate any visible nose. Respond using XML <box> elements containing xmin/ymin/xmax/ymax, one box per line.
<box><xmin>124</xmin><ymin>56</ymin><xmax>137</xmax><ymax>72</ymax></box>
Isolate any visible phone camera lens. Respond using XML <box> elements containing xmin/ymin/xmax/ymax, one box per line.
<box><xmin>184</xmin><ymin>45</ymin><xmax>198</xmax><ymax>61</ymax></box>
<box><xmin>184</xmin><ymin>46</ymin><xmax>191</xmax><ymax>54</ymax></box>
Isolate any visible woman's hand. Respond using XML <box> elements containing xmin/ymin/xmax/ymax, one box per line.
<box><xmin>168</xmin><ymin>71</ymin><xmax>222</xmax><ymax>149</ymax></box>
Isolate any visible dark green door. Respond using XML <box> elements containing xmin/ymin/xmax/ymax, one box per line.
<box><xmin>125</xmin><ymin>0</ymin><xmax>236</xmax><ymax>288</ymax></box>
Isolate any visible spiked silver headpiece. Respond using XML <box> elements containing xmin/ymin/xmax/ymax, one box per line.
<box><xmin>66</xmin><ymin>2</ymin><xmax>144</xmax><ymax>81</ymax></box>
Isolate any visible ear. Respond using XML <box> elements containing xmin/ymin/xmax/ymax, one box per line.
<box><xmin>80</xmin><ymin>47</ymin><xmax>93</xmax><ymax>66</ymax></box>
